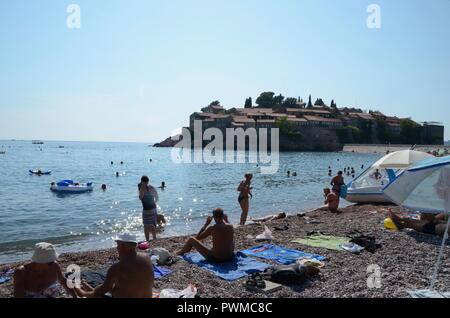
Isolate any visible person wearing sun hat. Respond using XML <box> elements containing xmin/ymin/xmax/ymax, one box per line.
<box><xmin>74</xmin><ymin>233</ymin><xmax>154</xmax><ymax>298</ymax></box>
<box><xmin>14</xmin><ymin>242</ymin><xmax>76</xmax><ymax>298</ymax></box>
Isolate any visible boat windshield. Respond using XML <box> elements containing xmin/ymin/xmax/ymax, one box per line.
<box><xmin>351</xmin><ymin>167</ymin><xmax>400</xmax><ymax>189</ymax></box>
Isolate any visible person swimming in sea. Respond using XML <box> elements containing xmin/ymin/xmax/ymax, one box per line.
<box><xmin>111</xmin><ymin>161</ymin><xmax>114</xmax><ymax>165</ymax></box>
<box><xmin>287</xmin><ymin>171</ymin><xmax>291</xmax><ymax>177</ymax></box>
<box><xmin>292</xmin><ymin>172</ymin><xmax>297</xmax><ymax>177</ymax></box>
<box><xmin>237</xmin><ymin>173</ymin><xmax>253</xmax><ymax>225</ymax></box>
<box><xmin>158</xmin><ymin>181</ymin><xmax>166</xmax><ymax>189</ymax></box>
<box><xmin>116</xmin><ymin>172</ymin><xmax>119</xmax><ymax>177</ymax></box>
<box><xmin>101</xmin><ymin>184</ymin><xmax>107</xmax><ymax>191</ymax></box>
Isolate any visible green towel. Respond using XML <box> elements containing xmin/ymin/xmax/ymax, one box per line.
<box><xmin>292</xmin><ymin>234</ymin><xmax>350</xmax><ymax>251</ymax></box>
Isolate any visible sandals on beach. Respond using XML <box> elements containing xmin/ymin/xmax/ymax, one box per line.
<box><xmin>246</xmin><ymin>273</ymin><xmax>266</xmax><ymax>289</ymax></box>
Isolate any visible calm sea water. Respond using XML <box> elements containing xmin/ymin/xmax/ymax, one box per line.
<box><xmin>0</xmin><ymin>140</ymin><xmax>380</xmax><ymax>264</ymax></box>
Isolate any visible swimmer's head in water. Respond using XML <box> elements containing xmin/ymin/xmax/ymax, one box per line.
<box><xmin>161</xmin><ymin>181</ymin><xmax>165</xmax><ymax>187</ymax></box>
<box><xmin>101</xmin><ymin>184</ymin><xmax>107</xmax><ymax>190</ymax></box>
<box><xmin>212</xmin><ymin>208</ymin><xmax>224</xmax><ymax>221</ymax></box>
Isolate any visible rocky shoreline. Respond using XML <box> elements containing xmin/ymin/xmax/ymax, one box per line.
<box><xmin>1</xmin><ymin>204</ymin><xmax>449</xmax><ymax>298</ymax></box>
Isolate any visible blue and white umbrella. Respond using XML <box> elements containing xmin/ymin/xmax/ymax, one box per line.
<box><xmin>384</xmin><ymin>155</ymin><xmax>450</xmax><ymax>291</ymax></box>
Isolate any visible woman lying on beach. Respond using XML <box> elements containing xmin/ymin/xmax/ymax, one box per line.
<box><xmin>176</xmin><ymin>208</ymin><xmax>235</xmax><ymax>263</ymax></box>
<box><xmin>14</xmin><ymin>243</ymin><xmax>76</xmax><ymax>298</ymax></box>
<box><xmin>388</xmin><ymin>210</ymin><xmax>450</xmax><ymax>236</ymax></box>
<box><xmin>252</xmin><ymin>212</ymin><xmax>287</xmax><ymax>223</ymax></box>
<box><xmin>138</xmin><ymin>176</ymin><xmax>159</xmax><ymax>241</ymax></box>
<box><xmin>238</xmin><ymin>173</ymin><xmax>253</xmax><ymax>225</ymax></box>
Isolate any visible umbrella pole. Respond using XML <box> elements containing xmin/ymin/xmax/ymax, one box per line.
<box><xmin>430</xmin><ymin>212</ymin><xmax>450</xmax><ymax>291</ymax></box>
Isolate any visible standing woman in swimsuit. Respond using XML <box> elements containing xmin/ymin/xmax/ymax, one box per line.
<box><xmin>139</xmin><ymin>176</ymin><xmax>159</xmax><ymax>242</ymax></box>
<box><xmin>238</xmin><ymin>173</ymin><xmax>253</xmax><ymax>225</ymax></box>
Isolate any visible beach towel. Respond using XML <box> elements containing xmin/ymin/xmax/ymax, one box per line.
<box><xmin>81</xmin><ymin>265</ymin><xmax>171</xmax><ymax>287</ymax></box>
<box><xmin>153</xmin><ymin>265</ymin><xmax>172</xmax><ymax>279</ymax></box>
<box><xmin>408</xmin><ymin>289</ymin><xmax>450</xmax><ymax>298</ymax></box>
<box><xmin>182</xmin><ymin>252</ymin><xmax>271</xmax><ymax>281</ymax></box>
<box><xmin>292</xmin><ymin>234</ymin><xmax>350</xmax><ymax>251</ymax></box>
<box><xmin>241</xmin><ymin>244</ymin><xmax>325</xmax><ymax>265</ymax></box>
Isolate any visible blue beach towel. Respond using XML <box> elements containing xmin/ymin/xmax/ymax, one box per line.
<box><xmin>153</xmin><ymin>265</ymin><xmax>172</xmax><ymax>279</ymax></box>
<box><xmin>241</xmin><ymin>244</ymin><xmax>326</xmax><ymax>265</ymax></box>
<box><xmin>182</xmin><ymin>252</ymin><xmax>271</xmax><ymax>281</ymax></box>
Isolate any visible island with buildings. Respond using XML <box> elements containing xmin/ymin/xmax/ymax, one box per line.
<box><xmin>154</xmin><ymin>92</ymin><xmax>444</xmax><ymax>151</ymax></box>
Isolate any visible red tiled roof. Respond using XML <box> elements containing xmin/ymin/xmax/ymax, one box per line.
<box><xmin>303</xmin><ymin>115</ymin><xmax>342</xmax><ymax>123</ymax></box>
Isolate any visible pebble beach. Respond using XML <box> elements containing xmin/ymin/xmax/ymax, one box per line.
<box><xmin>1</xmin><ymin>204</ymin><xmax>449</xmax><ymax>298</ymax></box>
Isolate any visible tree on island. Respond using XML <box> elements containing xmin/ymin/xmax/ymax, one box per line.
<box><xmin>244</xmin><ymin>97</ymin><xmax>252</xmax><ymax>108</ymax></box>
<box><xmin>255</xmin><ymin>92</ymin><xmax>284</xmax><ymax>108</ymax></box>
<box><xmin>314</xmin><ymin>98</ymin><xmax>325</xmax><ymax>107</ymax></box>
<box><xmin>307</xmin><ymin>95</ymin><xmax>313</xmax><ymax>108</ymax></box>
<box><xmin>283</xmin><ymin>97</ymin><xmax>298</xmax><ymax>107</ymax></box>
<box><xmin>209</xmin><ymin>100</ymin><xmax>221</xmax><ymax>107</ymax></box>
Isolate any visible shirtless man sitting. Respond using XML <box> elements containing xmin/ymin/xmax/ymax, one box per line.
<box><xmin>74</xmin><ymin>233</ymin><xmax>154</xmax><ymax>298</ymax></box>
<box><xmin>14</xmin><ymin>242</ymin><xmax>76</xmax><ymax>298</ymax></box>
<box><xmin>176</xmin><ymin>208</ymin><xmax>235</xmax><ymax>263</ymax></box>
<box><xmin>389</xmin><ymin>210</ymin><xmax>450</xmax><ymax>236</ymax></box>
<box><xmin>323</xmin><ymin>188</ymin><xmax>340</xmax><ymax>213</ymax></box>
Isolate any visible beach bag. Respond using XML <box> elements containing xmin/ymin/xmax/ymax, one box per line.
<box><xmin>255</xmin><ymin>226</ymin><xmax>274</xmax><ymax>241</ymax></box>
<box><xmin>264</xmin><ymin>264</ymin><xmax>309</xmax><ymax>285</ymax></box>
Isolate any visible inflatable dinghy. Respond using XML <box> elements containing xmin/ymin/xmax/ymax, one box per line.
<box><xmin>50</xmin><ymin>180</ymin><xmax>93</xmax><ymax>193</ymax></box>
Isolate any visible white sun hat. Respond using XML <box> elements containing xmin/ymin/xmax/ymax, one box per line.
<box><xmin>31</xmin><ymin>242</ymin><xmax>58</xmax><ymax>264</ymax></box>
<box><xmin>114</xmin><ymin>233</ymin><xmax>138</xmax><ymax>244</ymax></box>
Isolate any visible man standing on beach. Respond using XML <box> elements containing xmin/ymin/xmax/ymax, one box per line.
<box><xmin>176</xmin><ymin>208</ymin><xmax>235</xmax><ymax>263</ymax></box>
<box><xmin>74</xmin><ymin>234</ymin><xmax>154</xmax><ymax>298</ymax></box>
<box><xmin>139</xmin><ymin>176</ymin><xmax>159</xmax><ymax>241</ymax></box>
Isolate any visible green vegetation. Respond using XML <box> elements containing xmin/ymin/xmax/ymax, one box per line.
<box><xmin>400</xmin><ymin>118</ymin><xmax>422</xmax><ymax>144</ymax></box>
<box><xmin>244</xmin><ymin>97</ymin><xmax>252</xmax><ymax>108</ymax></box>
<box><xmin>255</xmin><ymin>92</ymin><xmax>285</xmax><ymax>107</ymax></box>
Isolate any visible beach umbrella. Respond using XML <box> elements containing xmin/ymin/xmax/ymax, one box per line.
<box><xmin>384</xmin><ymin>155</ymin><xmax>450</xmax><ymax>291</ymax></box>
<box><xmin>372</xmin><ymin>150</ymin><xmax>433</xmax><ymax>169</ymax></box>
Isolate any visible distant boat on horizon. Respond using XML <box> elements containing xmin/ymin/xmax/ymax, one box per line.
<box><xmin>32</xmin><ymin>140</ymin><xmax>44</xmax><ymax>145</ymax></box>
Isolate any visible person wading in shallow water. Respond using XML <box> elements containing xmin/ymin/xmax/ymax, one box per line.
<box><xmin>237</xmin><ymin>173</ymin><xmax>253</xmax><ymax>225</ymax></box>
<box><xmin>331</xmin><ymin>171</ymin><xmax>345</xmax><ymax>196</ymax></box>
<box><xmin>138</xmin><ymin>176</ymin><xmax>159</xmax><ymax>241</ymax></box>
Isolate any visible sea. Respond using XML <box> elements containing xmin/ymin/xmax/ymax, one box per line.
<box><xmin>0</xmin><ymin>140</ymin><xmax>380</xmax><ymax>264</ymax></box>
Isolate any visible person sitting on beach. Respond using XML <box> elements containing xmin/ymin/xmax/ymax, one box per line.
<box><xmin>331</xmin><ymin>171</ymin><xmax>345</xmax><ymax>196</ymax></box>
<box><xmin>252</xmin><ymin>212</ymin><xmax>287</xmax><ymax>223</ymax></box>
<box><xmin>176</xmin><ymin>208</ymin><xmax>235</xmax><ymax>263</ymax></box>
<box><xmin>74</xmin><ymin>234</ymin><xmax>154</xmax><ymax>298</ymax></box>
<box><xmin>14</xmin><ymin>242</ymin><xmax>76</xmax><ymax>298</ymax></box>
<box><xmin>138</xmin><ymin>176</ymin><xmax>159</xmax><ymax>241</ymax></box>
<box><xmin>388</xmin><ymin>210</ymin><xmax>450</xmax><ymax>236</ymax></box>
<box><xmin>323</xmin><ymin>188</ymin><xmax>340</xmax><ymax>213</ymax></box>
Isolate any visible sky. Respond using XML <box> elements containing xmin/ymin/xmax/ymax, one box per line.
<box><xmin>1</xmin><ymin>0</ymin><xmax>449</xmax><ymax>142</ymax></box>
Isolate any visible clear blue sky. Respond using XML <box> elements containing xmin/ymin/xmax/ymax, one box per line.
<box><xmin>1</xmin><ymin>0</ymin><xmax>449</xmax><ymax>142</ymax></box>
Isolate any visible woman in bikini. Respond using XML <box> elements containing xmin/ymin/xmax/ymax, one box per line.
<box><xmin>238</xmin><ymin>173</ymin><xmax>253</xmax><ymax>225</ymax></box>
